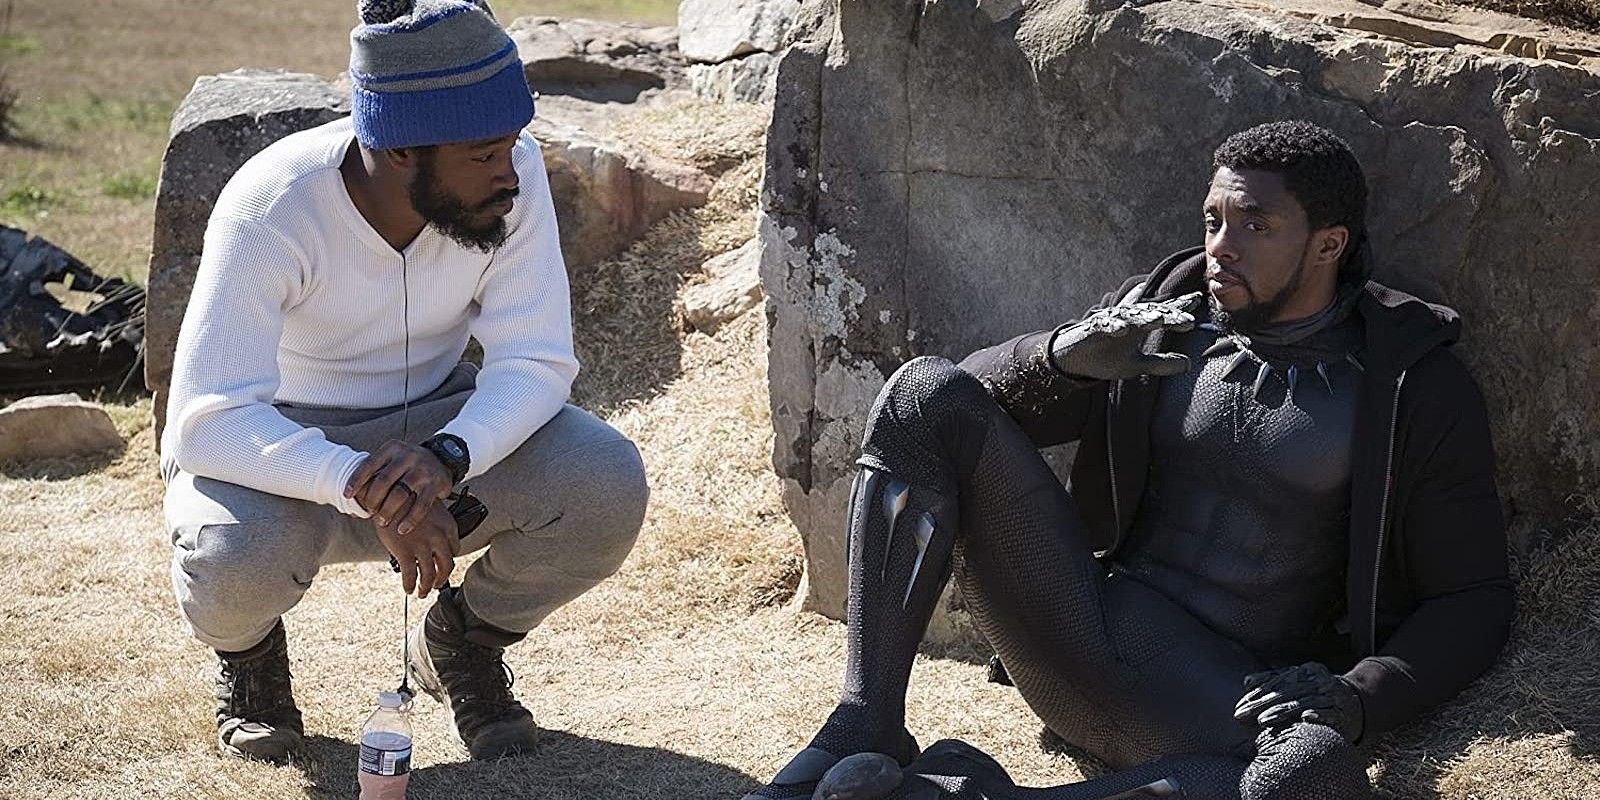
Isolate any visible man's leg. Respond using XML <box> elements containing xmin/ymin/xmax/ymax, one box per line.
<box><xmin>163</xmin><ymin>362</ymin><xmax>480</xmax><ymax>761</ymax></box>
<box><xmin>446</xmin><ymin>404</ymin><xmax>647</xmax><ymax>636</ymax></box>
<box><xmin>300</xmin><ymin>368</ymin><xmax>647</xmax><ymax>759</ymax></box>
<box><xmin>402</xmin><ymin>403</ymin><xmax>648</xmax><ymax>758</ymax></box>
<box><xmin>755</xmin><ymin>356</ymin><xmax>1367</xmax><ymax>800</ymax></box>
<box><xmin>165</xmin><ymin>471</ymin><xmax>351</xmax><ymax>761</ymax></box>
<box><xmin>748</xmin><ymin>356</ymin><xmax>1121</xmax><ymax>799</ymax></box>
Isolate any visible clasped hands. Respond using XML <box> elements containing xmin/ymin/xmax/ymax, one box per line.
<box><xmin>1234</xmin><ymin>662</ymin><xmax>1364</xmax><ymax>745</ymax></box>
<box><xmin>345</xmin><ymin>439</ymin><xmax>460</xmax><ymax>599</ymax></box>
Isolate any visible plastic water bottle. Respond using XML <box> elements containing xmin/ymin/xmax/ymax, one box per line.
<box><xmin>358</xmin><ymin>691</ymin><xmax>413</xmax><ymax>800</ymax></box>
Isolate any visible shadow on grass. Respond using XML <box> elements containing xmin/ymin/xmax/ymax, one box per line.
<box><xmin>0</xmin><ymin>445</ymin><xmax>123</xmax><ymax>480</ymax></box>
<box><xmin>566</xmin><ymin>209</ymin><xmax>706</xmax><ymax>416</ymax></box>
<box><xmin>294</xmin><ymin>729</ymin><xmax>759</xmax><ymax>799</ymax></box>
<box><xmin>0</xmin><ymin>130</ymin><xmax>55</xmax><ymax>151</ymax></box>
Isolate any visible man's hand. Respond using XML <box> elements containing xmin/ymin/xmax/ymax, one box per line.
<box><xmin>1234</xmin><ymin>662</ymin><xmax>1365</xmax><ymax>744</ymax></box>
<box><xmin>1049</xmin><ymin>291</ymin><xmax>1203</xmax><ymax>381</ymax></box>
<box><xmin>345</xmin><ymin>439</ymin><xmax>455</xmax><ymax>534</ymax></box>
<box><xmin>374</xmin><ymin>499</ymin><xmax>459</xmax><ymax>599</ymax></box>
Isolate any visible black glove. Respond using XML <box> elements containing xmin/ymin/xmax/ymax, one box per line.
<box><xmin>1048</xmin><ymin>292</ymin><xmax>1202</xmax><ymax>381</ymax></box>
<box><xmin>1234</xmin><ymin>662</ymin><xmax>1365</xmax><ymax>744</ymax></box>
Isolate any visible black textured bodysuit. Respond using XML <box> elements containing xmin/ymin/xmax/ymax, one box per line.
<box><xmin>750</xmin><ymin>302</ymin><xmax>1374</xmax><ymax>800</ymax></box>
<box><xmin>1118</xmin><ymin>312</ymin><xmax>1362</xmax><ymax>665</ymax></box>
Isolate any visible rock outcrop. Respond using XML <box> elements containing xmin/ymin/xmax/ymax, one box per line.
<box><xmin>678</xmin><ymin>0</ymin><xmax>804</xmax><ymax>62</ymax></box>
<box><xmin>509</xmin><ymin>16</ymin><xmax>687</xmax><ymax>102</ymax></box>
<box><xmin>535</xmin><ymin>113</ymin><xmax>714</xmax><ymax>271</ymax></box>
<box><xmin>0</xmin><ymin>393</ymin><xmax>123</xmax><ymax>462</ymax></box>
<box><xmin>760</xmin><ymin>0</ymin><xmax>1600</xmax><ymax>622</ymax></box>
<box><xmin>683</xmin><ymin>236</ymin><xmax>763</xmax><ymax>332</ymax></box>
<box><xmin>680</xmin><ymin>0</ymin><xmax>833</xmax><ymax>103</ymax></box>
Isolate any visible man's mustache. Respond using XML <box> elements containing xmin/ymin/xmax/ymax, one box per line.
<box><xmin>1206</xmin><ymin>262</ymin><xmax>1249</xmax><ymax>288</ymax></box>
<box><xmin>480</xmin><ymin>187</ymin><xmax>519</xmax><ymax>209</ymax></box>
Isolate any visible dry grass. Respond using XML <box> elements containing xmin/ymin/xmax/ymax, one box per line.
<box><xmin>1445</xmin><ymin>0</ymin><xmax>1600</xmax><ymax>31</ymax></box>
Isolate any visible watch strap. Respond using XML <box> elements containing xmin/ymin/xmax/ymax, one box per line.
<box><xmin>421</xmin><ymin>433</ymin><xmax>470</xmax><ymax>485</ymax></box>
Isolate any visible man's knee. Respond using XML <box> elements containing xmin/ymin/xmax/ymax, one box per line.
<box><xmin>861</xmin><ymin>356</ymin><xmax>996</xmax><ymax>482</ymax></box>
<box><xmin>171</xmin><ymin>517</ymin><xmax>323</xmax><ymax>651</ymax></box>
<box><xmin>1243</xmin><ymin>723</ymin><xmax>1370</xmax><ymax>800</ymax></box>
<box><xmin>567</xmin><ymin>437</ymin><xmax>649</xmax><ymax>577</ymax></box>
<box><xmin>879</xmin><ymin>356</ymin><xmax>991</xmax><ymax>416</ymax></box>
<box><xmin>492</xmin><ymin>436</ymin><xmax>648</xmax><ymax>581</ymax></box>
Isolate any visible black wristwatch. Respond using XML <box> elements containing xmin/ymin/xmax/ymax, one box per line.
<box><xmin>421</xmin><ymin>433</ymin><xmax>470</xmax><ymax>486</ymax></box>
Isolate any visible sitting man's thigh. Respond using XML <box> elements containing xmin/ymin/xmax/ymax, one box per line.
<box><xmin>1091</xmin><ymin>573</ymin><xmax>1262</xmax><ymax>765</ymax></box>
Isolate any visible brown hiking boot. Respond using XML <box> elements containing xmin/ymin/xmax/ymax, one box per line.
<box><xmin>214</xmin><ymin>619</ymin><xmax>303</xmax><ymax>763</ymax></box>
<box><xmin>407</xmin><ymin>586</ymin><xmax>538</xmax><ymax>759</ymax></box>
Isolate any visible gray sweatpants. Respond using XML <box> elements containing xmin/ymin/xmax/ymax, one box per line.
<box><xmin>163</xmin><ymin>362</ymin><xmax>649</xmax><ymax>653</ymax></box>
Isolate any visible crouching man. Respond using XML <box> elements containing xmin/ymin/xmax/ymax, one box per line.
<box><xmin>160</xmin><ymin>0</ymin><xmax>648</xmax><ymax>763</ymax></box>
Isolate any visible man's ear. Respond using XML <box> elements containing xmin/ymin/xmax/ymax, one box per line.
<box><xmin>382</xmin><ymin>146</ymin><xmax>420</xmax><ymax>172</ymax></box>
<box><xmin>1312</xmin><ymin>224</ymin><xmax>1350</xmax><ymax>270</ymax></box>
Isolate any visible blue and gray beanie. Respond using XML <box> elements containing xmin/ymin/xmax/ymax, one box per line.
<box><xmin>349</xmin><ymin>0</ymin><xmax>535</xmax><ymax>150</ymax></box>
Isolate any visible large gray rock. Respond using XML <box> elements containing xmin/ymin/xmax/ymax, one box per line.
<box><xmin>761</xmin><ymin>0</ymin><xmax>1600</xmax><ymax>623</ymax></box>
<box><xmin>678</xmin><ymin>0</ymin><xmax>803</xmax><ymax>63</ymax></box>
<box><xmin>508</xmin><ymin>16</ymin><xmax>687</xmax><ymax>102</ymax></box>
<box><xmin>681</xmin><ymin>0</ymin><xmax>834</xmax><ymax>103</ymax></box>
<box><xmin>145</xmin><ymin>69</ymin><xmax>349</xmax><ymax>446</ymax></box>
<box><xmin>0</xmin><ymin>393</ymin><xmax>123</xmax><ymax>462</ymax></box>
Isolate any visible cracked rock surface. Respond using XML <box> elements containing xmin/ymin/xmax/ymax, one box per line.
<box><xmin>761</xmin><ymin>0</ymin><xmax>1600</xmax><ymax>624</ymax></box>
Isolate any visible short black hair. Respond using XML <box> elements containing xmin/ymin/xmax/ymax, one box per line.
<box><xmin>1213</xmin><ymin>121</ymin><xmax>1368</xmax><ymax>276</ymax></box>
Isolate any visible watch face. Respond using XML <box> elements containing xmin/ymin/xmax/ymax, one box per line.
<box><xmin>443</xmin><ymin>440</ymin><xmax>465</xmax><ymax>459</ymax></box>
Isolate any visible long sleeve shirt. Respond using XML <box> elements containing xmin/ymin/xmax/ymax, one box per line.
<box><xmin>160</xmin><ymin>117</ymin><xmax>578</xmax><ymax>517</ymax></box>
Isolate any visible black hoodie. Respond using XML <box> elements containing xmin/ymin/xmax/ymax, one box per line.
<box><xmin>958</xmin><ymin>247</ymin><xmax>1513</xmax><ymax>738</ymax></box>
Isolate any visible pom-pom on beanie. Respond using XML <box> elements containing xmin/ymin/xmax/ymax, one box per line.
<box><xmin>349</xmin><ymin>0</ymin><xmax>535</xmax><ymax>150</ymax></box>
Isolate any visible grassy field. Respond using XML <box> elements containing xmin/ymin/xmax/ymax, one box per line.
<box><xmin>0</xmin><ymin>0</ymin><xmax>679</xmax><ymax>283</ymax></box>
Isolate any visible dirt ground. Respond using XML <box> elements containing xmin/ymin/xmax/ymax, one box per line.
<box><xmin>3</xmin><ymin>1</ymin><xmax>1600</xmax><ymax>799</ymax></box>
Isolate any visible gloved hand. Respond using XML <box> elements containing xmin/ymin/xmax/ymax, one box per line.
<box><xmin>1048</xmin><ymin>292</ymin><xmax>1202</xmax><ymax>381</ymax></box>
<box><xmin>1234</xmin><ymin>662</ymin><xmax>1365</xmax><ymax>744</ymax></box>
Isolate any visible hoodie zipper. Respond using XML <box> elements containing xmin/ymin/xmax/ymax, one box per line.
<box><xmin>1369</xmin><ymin>369</ymin><xmax>1406</xmax><ymax>653</ymax></box>
<box><xmin>1106</xmin><ymin>380</ymin><xmax>1122</xmax><ymax>539</ymax></box>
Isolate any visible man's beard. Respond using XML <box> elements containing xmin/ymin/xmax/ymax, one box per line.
<box><xmin>1208</xmin><ymin>250</ymin><xmax>1310</xmax><ymax>333</ymax></box>
<box><xmin>408</xmin><ymin>156</ymin><xmax>516</xmax><ymax>254</ymax></box>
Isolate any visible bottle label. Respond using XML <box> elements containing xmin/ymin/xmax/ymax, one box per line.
<box><xmin>359</xmin><ymin>742</ymin><xmax>412</xmax><ymax>776</ymax></box>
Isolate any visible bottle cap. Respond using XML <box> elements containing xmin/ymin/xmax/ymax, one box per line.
<box><xmin>378</xmin><ymin>691</ymin><xmax>406</xmax><ymax>709</ymax></box>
